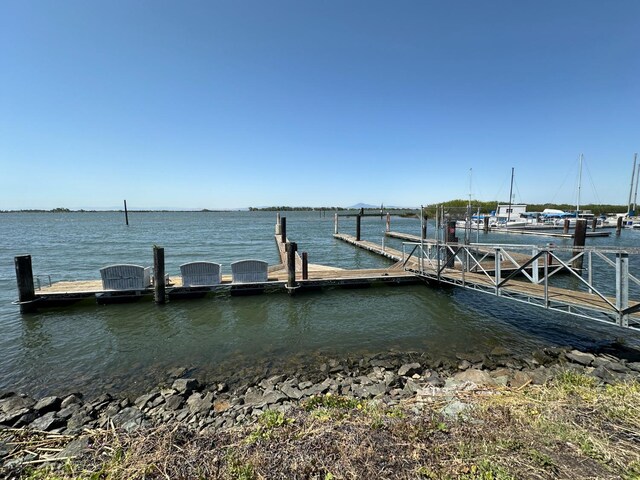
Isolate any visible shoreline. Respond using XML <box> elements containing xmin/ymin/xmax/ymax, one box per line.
<box><xmin>2</xmin><ymin>345</ymin><xmax>640</xmax><ymax>477</ymax></box>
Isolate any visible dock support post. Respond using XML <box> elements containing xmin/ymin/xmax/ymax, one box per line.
<box><xmin>154</xmin><ymin>246</ymin><xmax>166</xmax><ymax>304</ymax></box>
<box><xmin>14</xmin><ymin>255</ymin><xmax>36</xmax><ymax>313</ymax></box>
<box><xmin>275</xmin><ymin>212</ymin><xmax>281</xmax><ymax>235</ymax></box>
<box><xmin>302</xmin><ymin>252</ymin><xmax>308</xmax><ymax>280</ymax></box>
<box><xmin>280</xmin><ymin>217</ymin><xmax>287</xmax><ymax>243</ymax></box>
<box><xmin>591</xmin><ymin>217</ymin><xmax>597</xmax><ymax>232</ymax></box>
<box><xmin>563</xmin><ymin>219</ymin><xmax>569</xmax><ymax>234</ymax></box>
<box><xmin>386</xmin><ymin>212</ymin><xmax>390</xmax><ymax>233</ymax></box>
<box><xmin>334</xmin><ymin>213</ymin><xmax>339</xmax><ymax>235</ymax></box>
<box><xmin>616</xmin><ymin>253</ymin><xmax>629</xmax><ymax>327</ymax></box>
<box><xmin>421</xmin><ymin>221</ymin><xmax>427</xmax><ymax>240</ymax></box>
<box><xmin>124</xmin><ymin>200</ymin><xmax>129</xmax><ymax>226</ymax></box>
<box><xmin>616</xmin><ymin>216</ymin><xmax>623</xmax><ymax>236</ymax></box>
<box><xmin>483</xmin><ymin>216</ymin><xmax>489</xmax><ymax>233</ymax></box>
<box><xmin>445</xmin><ymin>221</ymin><xmax>457</xmax><ymax>267</ymax></box>
<box><xmin>494</xmin><ymin>248</ymin><xmax>501</xmax><ymax>296</ymax></box>
<box><xmin>286</xmin><ymin>242</ymin><xmax>297</xmax><ymax>292</ymax></box>
<box><xmin>572</xmin><ymin>219</ymin><xmax>586</xmax><ymax>271</ymax></box>
<box><xmin>356</xmin><ymin>214</ymin><xmax>361</xmax><ymax>241</ymax></box>
<box><xmin>532</xmin><ymin>247</ymin><xmax>539</xmax><ymax>284</ymax></box>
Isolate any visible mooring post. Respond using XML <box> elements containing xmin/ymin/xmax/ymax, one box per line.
<box><xmin>286</xmin><ymin>242</ymin><xmax>297</xmax><ymax>291</ymax></box>
<box><xmin>572</xmin><ymin>219</ymin><xmax>587</xmax><ymax>271</ymax></box>
<box><xmin>334</xmin><ymin>213</ymin><xmax>339</xmax><ymax>235</ymax></box>
<box><xmin>275</xmin><ymin>212</ymin><xmax>281</xmax><ymax>235</ymax></box>
<box><xmin>445</xmin><ymin>221</ymin><xmax>457</xmax><ymax>267</ymax></box>
<box><xmin>153</xmin><ymin>245</ymin><xmax>166</xmax><ymax>304</ymax></box>
<box><xmin>421</xmin><ymin>220</ymin><xmax>427</xmax><ymax>240</ymax></box>
<box><xmin>14</xmin><ymin>255</ymin><xmax>36</xmax><ymax>313</ymax></box>
<box><xmin>591</xmin><ymin>217</ymin><xmax>597</xmax><ymax>232</ymax></box>
<box><xmin>386</xmin><ymin>212</ymin><xmax>390</xmax><ymax>233</ymax></box>
<box><xmin>483</xmin><ymin>216</ymin><xmax>490</xmax><ymax>233</ymax></box>
<box><xmin>356</xmin><ymin>214</ymin><xmax>361</xmax><ymax>241</ymax></box>
<box><xmin>563</xmin><ymin>219</ymin><xmax>569</xmax><ymax>234</ymax></box>
<box><xmin>124</xmin><ymin>200</ymin><xmax>129</xmax><ymax>226</ymax></box>
<box><xmin>616</xmin><ymin>216</ymin><xmax>623</xmax><ymax>236</ymax></box>
<box><xmin>280</xmin><ymin>217</ymin><xmax>287</xmax><ymax>243</ymax></box>
<box><xmin>302</xmin><ymin>251</ymin><xmax>308</xmax><ymax>280</ymax></box>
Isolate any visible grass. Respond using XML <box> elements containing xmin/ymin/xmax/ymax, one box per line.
<box><xmin>3</xmin><ymin>371</ymin><xmax>640</xmax><ymax>479</ymax></box>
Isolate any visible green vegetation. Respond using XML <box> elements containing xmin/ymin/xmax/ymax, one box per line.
<box><xmin>5</xmin><ymin>373</ymin><xmax>640</xmax><ymax>479</ymax></box>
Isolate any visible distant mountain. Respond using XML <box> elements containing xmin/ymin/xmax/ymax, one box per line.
<box><xmin>348</xmin><ymin>203</ymin><xmax>380</xmax><ymax>209</ymax></box>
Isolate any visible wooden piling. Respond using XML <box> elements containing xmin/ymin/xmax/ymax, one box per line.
<box><xmin>616</xmin><ymin>216</ymin><xmax>623</xmax><ymax>236</ymax></box>
<box><xmin>275</xmin><ymin>213</ymin><xmax>281</xmax><ymax>235</ymax></box>
<box><xmin>334</xmin><ymin>213</ymin><xmax>339</xmax><ymax>235</ymax></box>
<box><xmin>386</xmin><ymin>213</ymin><xmax>391</xmax><ymax>233</ymax></box>
<box><xmin>563</xmin><ymin>219</ymin><xmax>570</xmax><ymax>234</ymax></box>
<box><xmin>281</xmin><ymin>217</ymin><xmax>287</xmax><ymax>243</ymax></box>
<box><xmin>153</xmin><ymin>246</ymin><xmax>166</xmax><ymax>304</ymax></box>
<box><xmin>591</xmin><ymin>217</ymin><xmax>597</xmax><ymax>232</ymax></box>
<box><xmin>302</xmin><ymin>252</ymin><xmax>308</xmax><ymax>280</ymax></box>
<box><xmin>483</xmin><ymin>216</ymin><xmax>490</xmax><ymax>233</ymax></box>
<box><xmin>14</xmin><ymin>255</ymin><xmax>36</xmax><ymax>313</ymax></box>
<box><xmin>286</xmin><ymin>242</ymin><xmax>297</xmax><ymax>290</ymax></box>
<box><xmin>421</xmin><ymin>222</ymin><xmax>427</xmax><ymax>240</ymax></box>
<box><xmin>356</xmin><ymin>215</ymin><xmax>361</xmax><ymax>241</ymax></box>
<box><xmin>124</xmin><ymin>200</ymin><xmax>129</xmax><ymax>226</ymax></box>
<box><xmin>572</xmin><ymin>220</ymin><xmax>587</xmax><ymax>271</ymax></box>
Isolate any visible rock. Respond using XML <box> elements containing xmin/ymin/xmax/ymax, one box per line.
<box><xmin>165</xmin><ymin>394</ymin><xmax>185</xmax><ymax>411</ymax></box>
<box><xmin>593</xmin><ymin>358</ymin><xmax>628</xmax><ymax>373</ymax></box>
<box><xmin>259</xmin><ymin>375</ymin><xmax>285</xmax><ymax>390</ymax></box>
<box><xmin>442</xmin><ymin>400</ymin><xmax>471</xmax><ymax>419</ymax></box>
<box><xmin>216</xmin><ymin>382</ymin><xmax>228</xmax><ymax>393</ymax></box>
<box><xmin>627</xmin><ymin>362</ymin><xmax>640</xmax><ymax>373</ymax></box>
<box><xmin>66</xmin><ymin>413</ymin><xmax>93</xmax><ymax>432</ymax></box>
<box><xmin>57</xmin><ymin>436</ymin><xmax>90</xmax><ymax>459</ymax></box>
<box><xmin>172</xmin><ymin>378</ymin><xmax>199</xmax><ymax>396</ymax></box>
<box><xmin>565</xmin><ymin>350</ymin><xmax>595</xmax><ymax>366</ymax></box>
<box><xmin>456</xmin><ymin>352</ymin><xmax>485</xmax><ymax>364</ymax></box>
<box><xmin>30</xmin><ymin>412</ymin><xmax>65</xmax><ymax>431</ymax></box>
<box><xmin>509</xmin><ymin>371</ymin><xmax>532</xmax><ymax>389</ymax></box>
<box><xmin>490</xmin><ymin>346</ymin><xmax>511</xmax><ymax>356</ymax></box>
<box><xmin>532</xmin><ymin>349</ymin><xmax>555</xmax><ymax>366</ymax></box>
<box><xmin>457</xmin><ymin>360</ymin><xmax>472</xmax><ymax>371</ymax></box>
<box><xmin>186</xmin><ymin>392</ymin><xmax>214</xmax><ymax>415</ymax></box>
<box><xmin>398</xmin><ymin>363</ymin><xmax>421</xmax><ymax>377</ymax></box>
<box><xmin>111</xmin><ymin>407</ymin><xmax>145</xmax><ymax>432</ymax></box>
<box><xmin>354</xmin><ymin>376</ymin><xmax>373</xmax><ymax>386</ymax></box>
<box><xmin>167</xmin><ymin>366</ymin><xmax>187</xmax><ymax>378</ymax></box>
<box><xmin>135</xmin><ymin>392</ymin><xmax>160</xmax><ymax>410</ymax></box>
<box><xmin>57</xmin><ymin>404</ymin><xmax>80</xmax><ymax>420</ymax></box>
<box><xmin>403</xmin><ymin>378</ymin><xmax>420</xmax><ymax>394</ymax></box>
<box><xmin>591</xmin><ymin>365</ymin><xmax>618</xmax><ymax>384</ymax></box>
<box><xmin>363</xmin><ymin>383</ymin><xmax>387</xmax><ymax>398</ymax></box>
<box><xmin>244</xmin><ymin>390</ymin><xmax>287</xmax><ymax>409</ymax></box>
<box><xmin>33</xmin><ymin>396</ymin><xmax>62</xmax><ymax>415</ymax></box>
<box><xmin>0</xmin><ymin>407</ymin><xmax>31</xmax><ymax>427</ymax></box>
<box><xmin>424</xmin><ymin>372</ymin><xmax>445</xmax><ymax>388</ymax></box>
<box><xmin>280</xmin><ymin>384</ymin><xmax>303</xmax><ymax>400</ymax></box>
<box><xmin>213</xmin><ymin>399</ymin><xmax>232</xmax><ymax>414</ymax></box>
<box><xmin>0</xmin><ymin>395</ymin><xmax>35</xmax><ymax>414</ymax></box>
<box><xmin>453</xmin><ymin>369</ymin><xmax>496</xmax><ymax>387</ymax></box>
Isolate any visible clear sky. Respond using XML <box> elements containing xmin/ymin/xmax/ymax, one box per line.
<box><xmin>1</xmin><ymin>1</ymin><xmax>638</xmax><ymax>210</ymax></box>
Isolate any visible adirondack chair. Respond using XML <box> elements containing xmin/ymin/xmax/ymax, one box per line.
<box><xmin>231</xmin><ymin>260</ymin><xmax>269</xmax><ymax>283</ymax></box>
<box><xmin>100</xmin><ymin>264</ymin><xmax>152</xmax><ymax>290</ymax></box>
<box><xmin>180</xmin><ymin>261</ymin><xmax>222</xmax><ymax>287</ymax></box>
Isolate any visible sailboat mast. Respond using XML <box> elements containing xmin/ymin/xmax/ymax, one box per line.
<box><xmin>628</xmin><ymin>154</ymin><xmax>637</xmax><ymax>214</ymax></box>
<box><xmin>633</xmin><ymin>153</ymin><xmax>639</xmax><ymax>213</ymax></box>
<box><xmin>507</xmin><ymin>167</ymin><xmax>514</xmax><ymax>223</ymax></box>
<box><xmin>576</xmin><ymin>154</ymin><xmax>583</xmax><ymax>218</ymax></box>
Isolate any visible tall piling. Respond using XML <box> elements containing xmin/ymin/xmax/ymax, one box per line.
<box><xmin>334</xmin><ymin>213</ymin><xmax>339</xmax><ymax>234</ymax></box>
<box><xmin>14</xmin><ymin>255</ymin><xmax>36</xmax><ymax>313</ymax></box>
<box><xmin>563</xmin><ymin>219</ymin><xmax>570</xmax><ymax>234</ymax></box>
<box><xmin>286</xmin><ymin>242</ymin><xmax>297</xmax><ymax>291</ymax></box>
<box><xmin>572</xmin><ymin>220</ymin><xmax>587</xmax><ymax>271</ymax></box>
<box><xmin>153</xmin><ymin>246</ymin><xmax>166</xmax><ymax>304</ymax></box>
<box><xmin>280</xmin><ymin>217</ymin><xmax>287</xmax><ymax>243</ymax></box>
<box><xmin>421</xmin><ymin>221</ymin><xmax>427</xmax><ymax>240</ymax></box>
<box><xmin>356</xmin><ymin>214</ymin><xmax>361</xmax><ymax>241</ymax></box>
<box><xmin>386</xmin><ymin>212</ymin><xmax>390</xmax><ymax>233</ymax></box>
<box><xmin>302</xmin><ymin>252</ymin><xmax>308</xmax><ymax>280</ymax></box>
<box><xmin>275</xmin><ymin>212</ymin><xmax>281</xmax><ymax>235</ymax></box>
<box><xmin>591</xmin><ymin>217</ymin><xmax>597</xmax><ymax>232</ymax></box>
<box><xmin>124</xmin><ymin>200</ymin><xmax>129</xmax><ymax>226</ymax></box>
<box><xmin>483</xmin><ymin>216</ymin><xmax>490</xmax><ymax>233</ymax></box>
<box><xmin>616</xmin><ymin>216</ymin><xmax>623</xmax><ymax>236</ymax></box>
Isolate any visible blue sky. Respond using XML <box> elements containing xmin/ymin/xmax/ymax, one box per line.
<box><xmin>1</xmin><ymin>1</ymin><xmax>638</xmax><ymax>209</ymax></box>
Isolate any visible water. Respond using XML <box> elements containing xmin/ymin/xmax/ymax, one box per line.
<box><xmin>1</xmin><ymin>211</ymin><xmax>639</xmax><ymax>398</ymax></box>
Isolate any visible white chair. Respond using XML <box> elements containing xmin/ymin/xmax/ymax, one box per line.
<box><xmin>231</xmin><ymin>260</ymin><xmax>269</xmax><ymax>283</ymax></box>
<box><xmin>180</xmin><ymin>262</ymin><xmax>222</xmax><ymax>287</ymax></box>
<box><xmin>100</xmin><ymin>265</ymin><xmax>152</xmax><ymax>290</ymax></box>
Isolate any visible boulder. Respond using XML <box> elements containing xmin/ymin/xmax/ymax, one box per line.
<box><xmin>30</xmin><ymin>412</ymin><xmax>65</xmax><ymax>431</ymax></box>
<box><xmin>186</xmin><ymin>392</ymin><xmax>214</xmax><ymax>415</ymax></box>
<box><xmin>452</xmin><ymin>369</ymin><xmax>496</xmax><ymax>387</ymax></box>
<box><xmin>172</xmin><ymin>378</ymin><xmax>199</xmax><ymax>396</ymax></box>
<box><xmin>398</xmin><ymin>363</ymin><xmax>421</xmax><ymax>377</ymax></box>
<box><xmin>165</xmin><ymin>394</ymin><xmax>185</xmax><ymax>411</ymax></box>
<box><xmin>134</xmin><ymin>392</ymin><xmax>160</xmax><ymax>410</ymax></box>
<box><xmin>565</xmin><ymin>350</ymin><xmax>595</xmax><ymax>366</ymax></box>
<box><xmin>111</xmin><ymin>407</ymin><xmax>145</xmax><ymax>432</ymax></box>
<box><xmin>33</xmin><ymin>396</ymin><xmax>62</xmax><ymax>415</ymax></box>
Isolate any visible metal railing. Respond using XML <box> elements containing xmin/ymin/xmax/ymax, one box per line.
<box><xmin>401</xmin><ymin>241</ymin><xmax>640</xmax><ymax>329</ymax></box>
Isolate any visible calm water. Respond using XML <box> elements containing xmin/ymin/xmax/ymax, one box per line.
<box><xmin>1</xmin><ymin>211</ymin><xmax>640</xmax><ymax>398</ymax></box>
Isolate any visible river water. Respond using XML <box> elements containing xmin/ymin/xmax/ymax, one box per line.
<box><xmin>1</xmin><ymin>211</ymin><xmax>639</xmax><ymax>398</ymax></box>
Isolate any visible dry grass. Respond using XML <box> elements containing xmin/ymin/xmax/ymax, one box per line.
<box><xmin>4</xmin><ymin>373</ymin><xmax>640</xmax><ymax>480</ymax></box>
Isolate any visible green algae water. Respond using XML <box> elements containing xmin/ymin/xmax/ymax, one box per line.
<box><xmin>1</xmin><ymin>211</ymin><xmax>640</xmax><ymax>398</ymax></box>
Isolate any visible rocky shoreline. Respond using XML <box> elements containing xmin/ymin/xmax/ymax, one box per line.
<box><xmin>2</xmin><ymin>346</ymin><xmax>640</xmax><ymax>472</ymax></box>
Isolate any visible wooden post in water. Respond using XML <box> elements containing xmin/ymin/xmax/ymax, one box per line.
<box><xmin>386</xmin><ymin>213</ymin><xmax>391</xmax><ymax>233</ymax></box>
<box><xmin>616</xmin><ymin>216</ymin><xmax>623</xmax><ymax>236</ymax></box>
<box><xmin>356</xmin><ymin>214</ymin><xmax>361</xmax><ymax>241</ymax></box>
<box><xmin>14</xmin><ymin>255</ymin><xmax>36</xmax><ymax>313</ymax></box>
<box><xmin>275</xmin><ymin>212</ymin><xmax>281</xmax><ymax>235</ymax></box>
<box><xmin>286</xmin><ymin>242</ymin><xmax>297</xmax><ymax>291</ymax></box>
<box><xmin>153</xmin><ymin>246</ymin><xmax>166</xmax><ymax>304</ymax></box>
<box><xmin>591</xmin><ymin>217</ymin><xmax>597</xmax><ymax>232</ymax></box>
<box><xmin>421</xmin><ymin>221</ymin><xmax>427</xmax><ymax>240</ymax></box>
<box><xmin>124</xmin><ymin>200</ymin><xmax>129</xmax><ymax>226</ymax></box>
<box><xmin>483</xmin><ymin>216</ymin><xmax>490</xmax><ymax>233</ymax></box>
<box><xmin>280</xmin><ymin>217</ymin><xmax>287</xmax><ymax>243</ymax></box>
<box><xmin>563</xmin><ymin>219</ymin><xmax>570</xmax><ymax>234</ymax></box>
<box><xmin>302</xmin><ymin>252</ymin><xmax>308</xmax><ymax>280</ymax></box>
<box><xmin>572</xmin><ymin>220</ymin><xmax>587</xmax><ymax>271</ymax></box>
<box><xmin>334</xmin><ymin>213</ymin><xmax>339</xmax><ymax>234</ymax></box>
<box><xmin>445</xmin><ymin>221</ymin><xmax>457</xmax><ymax>267</ymax></box>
